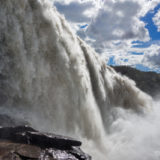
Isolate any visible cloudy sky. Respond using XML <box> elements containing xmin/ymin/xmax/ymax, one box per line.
<box><xmin>53</xmin><ymin>0</ymin><xmax>160</xmax><ymax>73</ymax></box>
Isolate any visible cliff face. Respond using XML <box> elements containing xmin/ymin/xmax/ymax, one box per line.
<box><xmin>113</xmin><ymin>66</ymin><xmax>160</xmax><ymax>97</ymax></box>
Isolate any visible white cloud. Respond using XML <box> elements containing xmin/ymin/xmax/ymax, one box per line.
<box><xmin>53</xmin><ymin>0</ymin><xmax>160</xmax><ymax>45</ymax></box>
<box><xmin>54</xmin><ymin>1</ymin><xmax>93</xmax><ymax>23</ymax></box>
<box><xmin>86</xmin><ymin>0</ymin><xmax>150</xmax><ymax>48</ymax></box>
<box><xmin>153</xmin><ymin>9</ymin><xmax>160</xmax><ymax>32</ymax></box>
<box><xmin>101</xmin><ymin>42</ymin><xmax>145</xmax><ymax>66</ymax></box>
<box><xmin>138</xmin><ymin>0</ymin><xmax>160</xmax><ymax>16</ymax></box>
<box><xmin>52</xmin><ymin>0</ymin><xmax>160</xmax><ymax>72</ymax></box>
<box><xmin>53</xmin><ymin>0</ymin><xmax>102</xmax><ymax>23</ymax></box>
<box><xmin>99</xmin><ymin>42</ymin><xmax>160</xmax><ymax>71</ymax></box>
<box><xmin>143</xmin><ymin>45</ymin><xmax>160</xmax><ymax>67</ymax></box>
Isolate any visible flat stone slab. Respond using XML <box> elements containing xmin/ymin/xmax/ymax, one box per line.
<box><xmin>0</xmin><ymin>126</ymin><xmax>81</xmax><ymax>150</ymax></box>
<box><xmin>24</xmin><ymin>131</ymin><xmax>82</xmax><ymax>149</ymax></box>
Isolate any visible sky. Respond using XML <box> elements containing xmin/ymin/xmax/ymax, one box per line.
<box><xmin>52</xmin><ymin>0</ymin><xmax>160</xmax><ymax>73</ymax></box>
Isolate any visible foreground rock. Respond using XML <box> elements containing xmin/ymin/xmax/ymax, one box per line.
<box><xmin>0</xmin><ymin>126</ymin><xmax>91</xmax><ymax>160</ymax></box>
<box><xmin>112</xmin><ymin>66</ymin><xmax>160</xmax><ymax>97</ymax></box>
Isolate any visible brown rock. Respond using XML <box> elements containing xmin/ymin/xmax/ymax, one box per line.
<box><xmin>0</xmin><ymin>126</ymin><xmax>91</xmax><ymax>160</ymax></box>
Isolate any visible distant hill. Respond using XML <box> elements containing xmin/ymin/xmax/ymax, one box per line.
<box><xmin>112</xmin><ymin>66</ymin><xmax>160</xmax><ymax>97</ymax></box>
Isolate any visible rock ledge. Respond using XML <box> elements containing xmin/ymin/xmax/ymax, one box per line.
<box><xmin>0</xmin><ymin>126</ymin><xmax>91</xmax><ymax>160</ymax></box>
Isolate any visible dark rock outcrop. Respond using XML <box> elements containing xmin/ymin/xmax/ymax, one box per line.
<box><xmin>112</xmin><ymin>66</ymin><xmax>160</xmax><ymax>97</ymax></box>
<box><xmin>0</xmin><ymin>125</ymin><xmax>91</xmax><ymax>160</ymax></box>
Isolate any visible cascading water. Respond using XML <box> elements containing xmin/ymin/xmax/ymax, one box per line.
<box><xmin>0</xmin><ymin>0</ymin><xmax>160</xmax><ymax>159</ymax></box>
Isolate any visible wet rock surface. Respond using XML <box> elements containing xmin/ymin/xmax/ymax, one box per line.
<box><xmin>0</xmin><ymin>126</ymin><xmax>91</xmax><ymax>160</ymax></box>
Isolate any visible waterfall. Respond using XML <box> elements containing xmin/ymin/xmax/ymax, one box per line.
<box><xmin>1</xmin><ymin>0</ymin><xmax>159</xmax><ymax>160</ymax></box>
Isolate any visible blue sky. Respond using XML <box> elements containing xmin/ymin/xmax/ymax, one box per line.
<box><xmin>132</xmin><ymin>4</ymin><xmax>160</xmax><ymax>48</ymax></box>
<box><xmin>142</xmin><ymin>4</ymin><xmax>160</xmax><ymax>41</ymax></box>
<box><xmin>53</xmin><ymin>0</ymin><xmax>160</xmax><ymax>72</ymax></box>
<box><xmin>130</xmin><ymin>3</ymin><xmax>160</xmax><ymax>72</ymax></box>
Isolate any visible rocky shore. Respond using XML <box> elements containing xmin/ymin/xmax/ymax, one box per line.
<box><xmin>0</xmin><ymin>119</ymin><xmax>91</xmax><ymax>160</ymax></box>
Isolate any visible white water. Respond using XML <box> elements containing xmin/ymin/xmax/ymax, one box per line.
<box><xmin>0</xmin><ymin>0</ymin><xmax>159</xmax><ymax>159</ymax></box>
